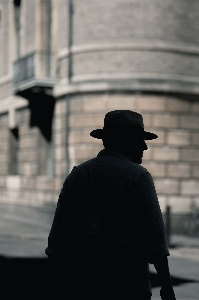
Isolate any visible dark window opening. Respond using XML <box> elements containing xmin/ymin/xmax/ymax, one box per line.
<box><xmin>28</xmin><ymin>93</ymin><xmax>55</xmax><ymax>177</ymax></box>
<box><xmin>37</xmin><ymin>129</ymin><xmax>54</xmax><ymax>177</ymax></box>
<box><xmin>13</xmin><ymin>0</ymin><xmax>22</xmax><ymax>58</ymax></box>
<box><xmin>9</xmin><ymin>127</ymin><xmax>20</xmax><ymax>175</ymax></box>
<box><xmin>13</xmin><ymin>0</ymin><xmax>21</xmax><ymax>7</ymax></box>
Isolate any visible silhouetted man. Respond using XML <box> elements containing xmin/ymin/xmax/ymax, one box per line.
<box><xmin>45</xmin><ymin>110</ymin><xmax>176</xmax><ymax>300</ymax></box>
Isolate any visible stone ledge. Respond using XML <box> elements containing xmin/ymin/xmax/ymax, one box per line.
<box><xmin>53</xmin><ymin>78</ymin><xmax>199</xmax><ymax>98</ymax></box>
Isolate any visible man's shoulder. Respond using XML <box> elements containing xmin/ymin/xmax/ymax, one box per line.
<box><xmin>75</xmin><ymin>155</ymin><xmax>149</xmax><ymax>177</ymax></box>
<box><xmin>75</xmin><ymin>157</ymin><xmax>97</xmax><ymax>169</ymax></box>
<box><xmin>125</xmin><ymin>162</ymin><xmax>149</xmax><ymax>180</ymax></box>
<box><xmin>130</xmin><ymin>162</ymin><xmax>148</xmax><ymax>174</ymax></box>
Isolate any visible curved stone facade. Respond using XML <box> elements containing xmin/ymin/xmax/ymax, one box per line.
<box><xmin>68</xmin><ymin>0</ymin><xmax>199</xmax><ymax>94</ymax></box>
<box><xmin>73</xmin><ymin>0</ymin><xmax>199</xmax><ymax>46</ymax></box>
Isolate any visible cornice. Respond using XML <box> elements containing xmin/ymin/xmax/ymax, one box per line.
<box><xmin>57</xmin><ymin>41</ymin><xmax>199</xmax><ymax>58</ymax></box>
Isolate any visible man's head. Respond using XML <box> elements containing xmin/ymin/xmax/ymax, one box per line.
<box><xmin>90</xmin><ymin>110</ymin><xmax>157</xmax><ymax>164</ymax></box>
<box><xmin>102</xmin><ymin>136</ymin><xmax>148</xmax><ymax>164</ymax></box>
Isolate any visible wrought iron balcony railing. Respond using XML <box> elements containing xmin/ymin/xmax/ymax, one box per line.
<box><xmin>12</xmin><ymin>51</ymin><xmax>58</xmax><ymax>95</ymax></box>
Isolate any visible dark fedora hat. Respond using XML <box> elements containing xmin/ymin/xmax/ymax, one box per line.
<box><xmin>90</xmin><ymin>110</ymin><xmax>158</xmax><ymax>140</ymax></box>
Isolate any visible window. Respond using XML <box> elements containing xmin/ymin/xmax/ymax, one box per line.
<box><xmin>37</xmin><ymin>129</ymin><xmax>54</xmax><ymax>177</ymax></box>
<box><xmin>29</xmin><ymin>92</ymin><xmax>55</xmax><ymax>177</ymax></box>
<box><xmin>0</xmin><ymin>9</ymin><xmax>2</xmax><ymax>77</ymax></box>
<box><xmin>9</xmin><ymin>127</ymin><xmax>20</xmax><ymax>175</ymax></box>
<box><xmin>13</xmin><ymin>0</ymin><xmax>21</xmax><ymax>58</ymax></box>
<box><xmin>41</xmin><ymin>0</ymin><xmax>51</xmax><ymax>76</ymax></box>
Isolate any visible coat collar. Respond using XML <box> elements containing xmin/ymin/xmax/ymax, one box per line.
<box><xmin>97</xmin><ymin>148</ymin><xmax>130</xmax><ymax>162</ymax></box>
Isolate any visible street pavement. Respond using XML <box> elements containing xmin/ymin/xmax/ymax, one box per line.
<box><xmin>0</xmin><ymin>202</ymin><xmax>199</xmax><ymax>299</ymax></box>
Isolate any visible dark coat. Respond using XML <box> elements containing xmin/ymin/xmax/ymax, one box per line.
<box><xmin>45</xmin><ymin>149</ymin><xmax>170</xmax><ymax>299</ymax></box>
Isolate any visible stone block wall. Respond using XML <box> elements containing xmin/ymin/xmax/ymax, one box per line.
<box><xmin>0</xmin><ymin>81</ymin><xmax>12</xmax><ymax>101</ymax></box>
<box><xmin>0</xmin><ymin>101</ymin><xmax>67</xmax><ymax>207</ymax></box>
<box><xmin>73</xmin><ymin>0</ymin><xmax>199</xmax><ymax>46</ymax></box>
<box><xmin>18</xmin><ymin>108</ymin><xmax>38</xmax><ymax>177</ymax></box>
<box><xmin>67</xmin><ymin>0</ymin><xmax>199</xmax><ymax>95</ymax></box>
<box><xmin>53</xmin><ymin>97</ymin><xmax>68</xmax><ymax>178</ymax></box>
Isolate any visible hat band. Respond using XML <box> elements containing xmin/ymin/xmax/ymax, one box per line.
<box><xmin>102</xmin><ymin>125</ymin><xmax>144</xmax><ymax>139</ymax></box>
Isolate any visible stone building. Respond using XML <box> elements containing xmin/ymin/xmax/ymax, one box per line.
<box><xmin>0</xmin><ymin>0</ymin><xmax>199</xmax><ymax>233</ymax></box>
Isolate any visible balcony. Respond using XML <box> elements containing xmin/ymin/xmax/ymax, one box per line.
<box><xmin>12</xmin><ymin>51</ymin><xmax>58</xmax><ymax>97</ymax></box>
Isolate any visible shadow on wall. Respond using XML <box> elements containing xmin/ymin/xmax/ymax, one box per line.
<box><xmin>28</xmin><ymin>92</ymin><xmax>55</xmax><ymax>142</ymax></box>
<box><xmin>0</xmin><ymin>255</ymin><xmax>198</xmax><ymax>300</ymax></box>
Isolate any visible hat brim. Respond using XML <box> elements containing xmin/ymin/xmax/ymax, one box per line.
<box><xmin>143</xmin><ymin>131</ymin><xmax>158</xmax><ymax>140</ymax></box>
<box><xmin>90</xmin><ymin>129</ymin><xmax>158</xmax><ymax>140</ymax></box>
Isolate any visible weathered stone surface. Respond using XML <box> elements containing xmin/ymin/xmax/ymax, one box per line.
<box><xmin>167</xmin><ymin>130</ymin><xmax>190</xmax><ymax>146</ymax></box>
<box><xmin>69</xmin><ymin>130</ymin><xmax>100</xmax><ymax>144</ymax></box>
<box><xmin>191</xmin><ymin>133</ymin><xmax>199</xmax><ymax>145</ymax></box>
<box><xmin>0</xmin><ymin>142</ymin><xmax>9</xmax><ymax>151</ymax></box>
<box><xmin>0</xmin><ymin>114</ymin><xmax>8</xmax><ymax>126</ymax></box>
<box><xmin>107</xmin><ymin>94</ymin><xmax>136</xmax><ymax>111</ymax></box>
<box><xmin>141</xmin><ymin>113</ymin><xmax>152</xmax><ymax>127</ymax></box>
<box><xmin>181</xmin><ymin>180</ymin><xmax>199</xmax><ymax>195</ymax></box>
<box><xmin>82</xmin><ymin>95</ymin><xmax>108</xmax><ymax>111</ymax></box>
<box><xmin>152</xmin><ymin>114</ymin><xmax>178</xmax><ymax>128</ymax></box>
<box><xmin>54</xmin><ymin>131</ymin><xmax>66</xmax><ymax>145</ymax></box>
<box><xmin>0</xmin><ymin>176</ymin><xmax>6</xmax><ymax>187</ymax></box>
<box><xmin>167</xmin><ymin>163</ymin><xmax>190</xmax><ymax>178</ymax></box>
<box><xmin>6</xmin><ymin>176</ymin><xmax>21</xmax><ymax>189</ymax></box>
<box><xmin>153</xmin><ymin>147</ymin><xmax>179</xmax><ymax>161</ymax></box>
<box><xmin>168</xmin><ymin>196</ymin><xmax>192</xmax><ymax>213</ymax></box>
<box><xmin>54</xmin><ymin>117</ymin><xmax>65</xmax><ymax>131</ymax></box>
<box><xmin>143</xmin><ymin>162</ymin><xmax>166</xmax><ymax>177</ymax></box>
<box><xmin>20</xmin><ymin>137</ymin><xmax>38</xmax><ymax>148</ymax></box>
<box><xmin>167</xmin><ymin>97</ymin><xmax>190</xmax><ymax>113</ymax></box>
<box><xmin>21</xmin><ymin>178</ymin><xmax>36</xmax><ymax>189</ymax></box>
<box><xmin>191</xmin><ymin>102</ymin><xmax>199</xmax><ymax>113</ymax></box>
<box><xmin>21</xmin><ymin>163</ymin><xmax>37</xmax><ymax>176</ymax></box>
<box><xmin>179</xmin><ymin>116</ymin><xmax>199</xmax><ymax>129</ymax></box>
<box><xmin>54</xmin><ymin>178</ymin><xmax>63</xmax><ymax>191</ymax></box>
<box><xmin>54</xmin><ymin>99</ymin><xmax>66</xmax><ymax>118</ymax></box>
<box><xmin>0</xmin><ymin>154</ymin><xmax>9</xmax><ymax>163</ymax></box>
<box><xmin>0</xmin><ymin>129</ymin><xmax>9</xmax><ymax>139</ymax></box>
<box><xmin>135</xmin><ymin>95</ymin><xmax>166</xmax><ymax>111</ymax></box>
<box><xmin>70</xmin><ymin>113</ymin><xmax>104</xmax><ymax>127</ymax></box>
<box><xmin>54</xmin><ymin>147</ymin><xmax>66</xmax><ymax>161</ymax></box>
<box><xmin>0</xmin><ymin>163</ymin><xmax>8</xmax><ymax>175</ymax></box>
<box><xmin>55</xmin><ymin>163</ymin><xmax>64</xmax><ymax>176</ymax></box>
<box><xmin>154</xmin><ymin>178</ymin><xmax>179</xmax><ymax>194</ymax></box>
<box><xmin>181</xmin><ymin>149</ymin><xmax>199</xmax><ymax>162</ymax></box>
<box><xmin>192</xmin><ymin>166</ymin><xmax>199</xmax><ymax>178</ymax></box>
<box><xmin>70</xmin><ymin>97</ymin><xmax>83</xmax><ymax>112</ymax></box>
<box><xmin>22</xmin><ymin>151</ymin><xmax>37</xmax><ymax>162</ymax></box>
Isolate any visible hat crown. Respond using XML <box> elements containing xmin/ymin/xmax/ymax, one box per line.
<box><xmin>104</xmin><ymin>110</ymin><xmax>144</xmax><ymax>130</ymax></box>
<box><xmin>89</xmin><ymin>110</ymin><xmax>158</xmax><ymax>140</ymax></box>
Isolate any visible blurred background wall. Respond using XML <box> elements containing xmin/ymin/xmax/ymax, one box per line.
<box><xmin>0</xmin><ymin>0</ymin><xmax>199</xmax><ymax>233</ymax></box>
